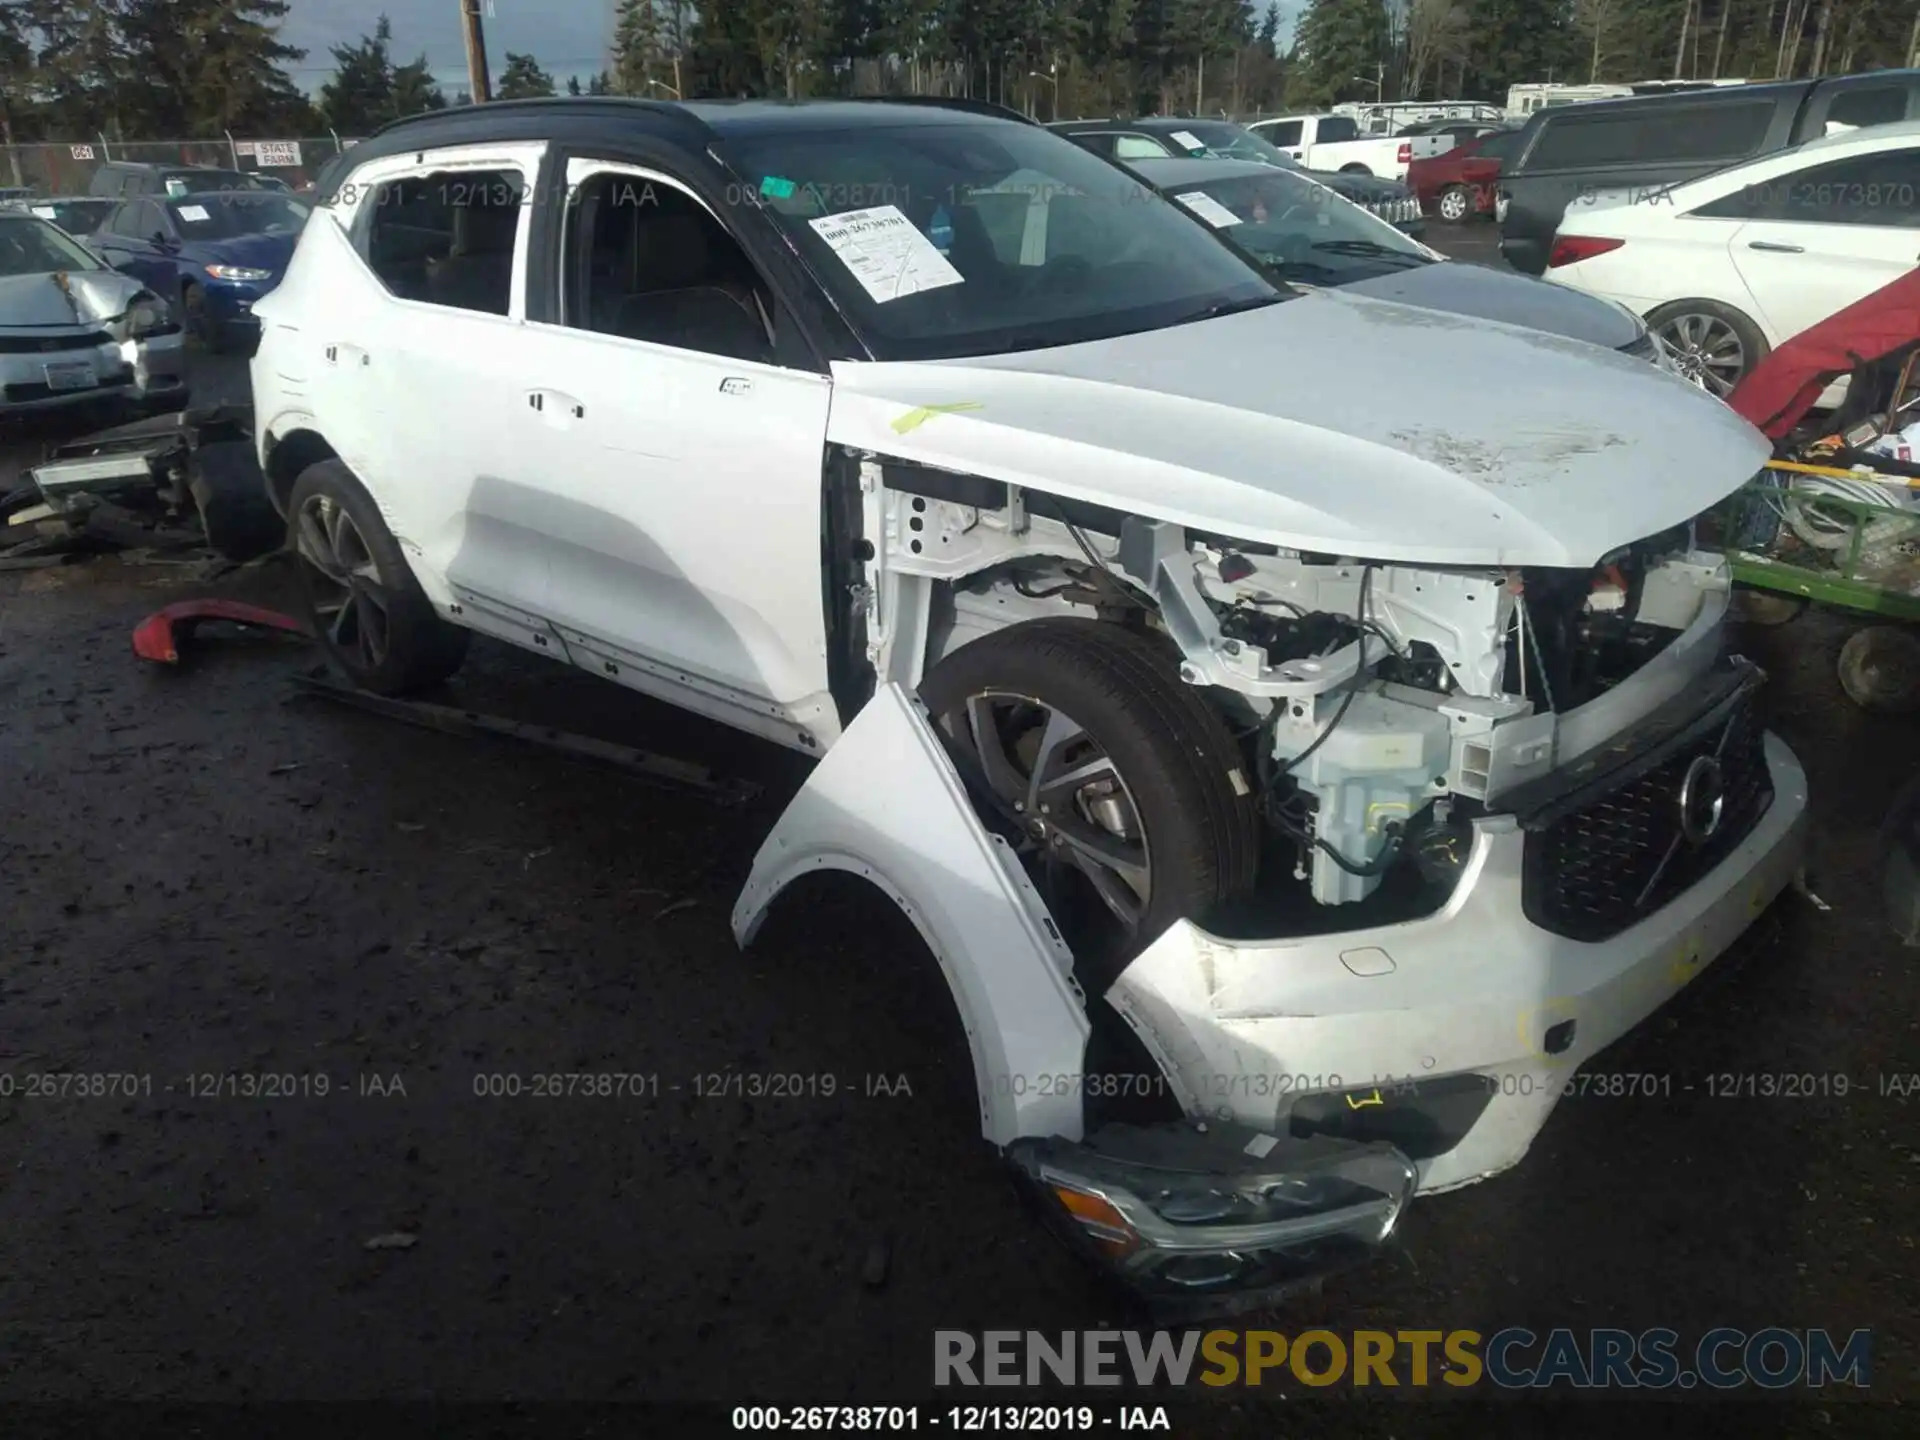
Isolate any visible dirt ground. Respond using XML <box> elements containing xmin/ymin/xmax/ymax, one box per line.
<box><xmin>0</xmin><ymin>267</ymin><xmax>1914</xmax><ymax>1423</ymax></box>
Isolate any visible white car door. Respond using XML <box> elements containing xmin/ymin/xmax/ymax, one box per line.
<box><xmin>505</xmin><ymin>158</ymin><xmax>838</xmax><ymax>750</ymax></box>
<box><xmin>1721</xmin><ymin>142</ymin><xmax>1920</xmax><ymax>344</ymax></box>
<box><xmin>342</xmin><ymin>143</ymin><xmax>551</xmax><ymax>642</ymax></box>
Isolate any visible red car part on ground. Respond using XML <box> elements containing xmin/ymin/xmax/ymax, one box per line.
<box><xmin>1727</xmin><ymin>264</ymin><xmax>1920</xmax><ymax>441</ymax></box>
<box><xmin>1405</xmin><ymin>134</ymin><xmax>1503</xmax><ymax>220</ymax></box>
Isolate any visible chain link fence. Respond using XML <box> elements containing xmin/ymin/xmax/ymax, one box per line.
<box><xmin>1</xmin><ymin>137</ymin><xmax>363</xmax><ymax>195</ymax></box>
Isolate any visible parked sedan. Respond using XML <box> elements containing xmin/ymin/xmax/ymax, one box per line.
<box><xmin>1406</xmin><ymin>127</ymin><xmax>1523</xmax><ymax>223</ymax></box>
<box><xmin>91</xmin><ymin>190</ymin><xmax>309</xmax><ymax>352</ymax></box>
<box><xmin>1050</xmin><ymin>117</ymin><xmax>1425</xmax><ymax>233</ymax></box>
<box><xmin>1125</xmin><ymin>156</ymin><xmax>1670</xmax><ymax>366</ymax></box>
<box><xmin>0</xmin><ymin>210</ymin><xmax>187</xmax><ymax>418</ymax></box>
<box><xmin>1542</xmin><ymin>117</ymin><xmax>1920</xmax><ymax>396</ymax></box>
<box><xmin>6</xmin><ymin>196</ymin><xmax>117</xmax><ymax>239</ymax></box>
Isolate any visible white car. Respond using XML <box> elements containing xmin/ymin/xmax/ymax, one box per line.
<box><xmin>1246</xmin><ymin>113</ymin><xmax>1451</xmax><ymax>179</ymax></box>
<box><xmin>1540</xmin><ymin>118</ymin><xmax>1920</xmax><ymax>397</ymax></box>
<box><xmin>252</xmin><ymin>98</ymin><xmax>1807</xmax><ymax>1310</ymax></box>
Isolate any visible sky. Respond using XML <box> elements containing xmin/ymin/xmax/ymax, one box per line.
<box><xmin>281</xmin><ymin>1</ymin><xmax>1300</xmax><ymax>98</ymax></box>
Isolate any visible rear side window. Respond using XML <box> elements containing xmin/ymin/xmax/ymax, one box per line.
<box><xmin>1526</xmin><ymin>100</ymin><xmax>1774</xmax><ymax>170</ymax></box>
<box><xmin>1113</xmin><ymin>135</ymin><xmax>1170</xmax><ymax>160</ymax></box>
<box><xmin>1476</xmin><ymin>132</ymin><xmax>1521</xmax><ymax>163</ymax></box>
<box><xmin>1317</xmin><ymin>117</ymin><xmax>1359</xmax><ymax>142</ymax></box>
<box><xmin>1693</xmin><ymin>146</ymin><xmax>1920</xmax><ymax>226</ymax></box>
<box><xmin>1824</xmin><ymin>86</ymin><xmax>1910</xmax><ymax>132</ymax></box>
<box><xmin>361</xmin><ymin>167</ymin><xmax>525</xmax><ymax>314</ymax></box>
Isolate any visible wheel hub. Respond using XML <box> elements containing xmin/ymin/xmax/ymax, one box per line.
<box><xmin>956</xmin><ymin>693</ymin><xmax>1153</xmax><ymax>933</ymax></box>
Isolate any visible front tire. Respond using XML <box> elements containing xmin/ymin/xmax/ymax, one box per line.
<box><xmin>287</xmin><ymin>459</ymin><xmax>469</xmax><ymax>695</ymax></box>
<box><xmin>181</xmin><ymin>282</ymin><xmax>229</xmax><ymax>355</ymax></box>
<box><xmin>918</xmin><ymin>618</ymin><xmax>1258</xmax><ymax>991</ymax></box>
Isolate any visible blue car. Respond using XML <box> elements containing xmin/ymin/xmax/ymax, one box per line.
<box><xmin>91</xmin><ymin>190</ymin><xmax>309</xmax><ymax>352</ymax></box>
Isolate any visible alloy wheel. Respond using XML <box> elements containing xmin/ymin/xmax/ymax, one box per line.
<box><xmin>1438</xmin><ymin>187</ymin><xmax>1469</xmax><ymax>222</ymax></box>
<box><xmin>946</xmin><ymin>692</ymin><xmax>1153</xmax><ymax>934</ymax></box>
<box><xmin>1655</xmin><ymin>312</ymin><xmax>1748</xmax><ymax>397</ymax></box>
<box><xmin>293</xmin><ymin>492</ymin><xmax>392</xmax><ymax>671</ymax></box>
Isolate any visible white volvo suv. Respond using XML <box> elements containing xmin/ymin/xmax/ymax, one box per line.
<box><xmin>250</xmin><ymin>96</ymin><xmax>1809</xmax><ymax>1314</ymax></box>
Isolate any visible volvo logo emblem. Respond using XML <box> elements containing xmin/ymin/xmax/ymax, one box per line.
<box><xmin>1677</xmin><ymin>755</ymin><xmax>1726</xmax><ymax>846</ymax></box>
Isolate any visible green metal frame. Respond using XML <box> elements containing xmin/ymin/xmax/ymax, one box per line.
<box><xmin>1718</xmin><ymin>474</ymin><xmax>1920</xmax><ymax>623</ymax></box>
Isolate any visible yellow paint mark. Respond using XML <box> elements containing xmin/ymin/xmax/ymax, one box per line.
<box><xmin>1517</xmin><ymin>996</ymin><xmax>1580</xmax><ymax>1059</ymax></box>
<box><xmin>1666</xmin><ymin>936</ymin><xmax>1705</xmax><ymax>988</ymax></box>
<box><xmin>890</xmin><ymin>401</ymin><xmax>984</xmax><ymax>434</ymax></box>
<box><xmin>1344</xmin><ymin>1088</ymin><xmax>1385</xmax><ymax>1110</ymax></box>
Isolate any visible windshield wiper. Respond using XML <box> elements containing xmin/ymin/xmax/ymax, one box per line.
<box><xmin>1310</xmin><ymin>239</ymin><xmax>1432</xmax><ymax>266</ymax></box>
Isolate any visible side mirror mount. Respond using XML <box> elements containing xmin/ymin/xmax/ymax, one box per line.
<box><xmin>151</xmin><ymin>231</ymin><xmax>176</xmax><ymax>250</ymax></box>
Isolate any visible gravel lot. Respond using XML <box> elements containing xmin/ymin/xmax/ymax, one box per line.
<box><xmin>0</xmin><ymin>226</ymin><xmax>1913</xmax><ymax>1420</ymax></box>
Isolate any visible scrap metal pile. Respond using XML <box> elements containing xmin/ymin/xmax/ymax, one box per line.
<box><xmin>0</xmin><ymin>403</ymin><xmax>280</xmax><ymax>571</ymax></box>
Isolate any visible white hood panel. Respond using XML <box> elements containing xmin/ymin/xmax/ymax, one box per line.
<box><xmin>825</xmin><ymin>290</ymin><xmax>1770</xmax><ymax>568</ymax></box>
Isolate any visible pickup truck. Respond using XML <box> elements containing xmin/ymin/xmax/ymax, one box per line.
<box><xmin>1498</xmin><ymin>68</ymin><xmax>1920</xmax><ymax>274</ymax></box>
<box><xmin>1245</xmin><ymin>113</ymin><xmax>1451</xmax><ymax>179</ymax></box>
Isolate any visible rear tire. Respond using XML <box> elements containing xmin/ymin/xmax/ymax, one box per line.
<box><xmin>1838</xmin><ymin>625</ymin><xmax>1920</xmax><ymax>713</ymax></box>
<box><xmin>1647</xmin><ymin>299</ymin><xmax>1769</xmax><ymax>399</ymax></box>
<box><xmin>286</xmin><ymin>459</ymin><xmax>468</xmax><ymax>695</ymax></box>
<box><xmin>1339</xmin><ymin>163</ymin><xmax>1373</xmax><ymax>175</ymax></box>
<box><xmin>1436</xmin><ymin>185</ymin><xmax>1471</xmax><ymax>223</ymax></box>
<box><xmin>918</xmin><ymin>617</ymin><xmax>1258</xmax><ymax>992</ymax></box>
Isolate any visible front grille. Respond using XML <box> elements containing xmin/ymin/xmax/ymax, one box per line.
<box><xmin>0</xmin><ymin>330</ymin><xmax>111</xmax><ymax>354</ymax></box>
<box><xmin>1520</xmin><ymin>670</ymin><xmax>1774</xmax><ymax>942</ymax></box>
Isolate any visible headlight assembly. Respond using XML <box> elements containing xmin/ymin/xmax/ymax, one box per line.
<box><xmin>124</xmin><ymin>293</ymin><xmax>171</xmax><ymax>336</ymax></box>
<box><xmin>205</xmin><ymin>264</ymin><xmax>273</xmax><ymax>282</ymax></box>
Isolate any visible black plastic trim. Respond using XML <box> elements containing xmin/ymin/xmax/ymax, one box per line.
<box><xmin>1496</xmin><ymin>657</ymin><xmax>1764</xmax><ymax>830</ymax></box>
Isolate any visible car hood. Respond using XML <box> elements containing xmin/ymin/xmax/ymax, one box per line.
<box><xmin>824</xmin><ymin>291</ymin><xmax>1769</xmax><ymax>569</ymax></box>
<box><xmin>1339</xmin><ymin>260</ymin><xmax>1643</xmax><ymax>350</ymax></box>
<box><xmin>191</xmin><ymin>232</ymin><xmax>297</xmax><ymax>271</ymax></box>
<box><xmin>0</xmin><ymin>267</ymin><xmax>145</xmax><ymax>326</ymax></box>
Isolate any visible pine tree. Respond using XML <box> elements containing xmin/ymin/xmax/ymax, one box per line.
<box><xmin>1292</xmin><ymin>0</ymin><xmax>1390</xmax><ymax>103</ymax></box>
<box><xmin>612</xmin><ymin>0</ymin><xmax>665</xmax><ymax>95</ymax></box>
<box><xmin>497</xmin><ymin>53</ymin><xmax>557</xmax><ymax>99</ymax></box>
<box><xmin>318</xmin><ymin>17</ymin><xmax>445</xmax><ymax>132</ymax></box>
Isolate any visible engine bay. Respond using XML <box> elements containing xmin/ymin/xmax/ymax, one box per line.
<box><xmin>865</xmin><ymin>468</ymin><xmax>1733</xmax><ymax>920</ymax></box>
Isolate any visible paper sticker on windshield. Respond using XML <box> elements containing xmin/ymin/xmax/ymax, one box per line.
<box><xmin>176</xmin><ymin>204</ymin><xmax>210</xmax><ymax>222</ymax></box>
<box><xmin>1173</xmin><ymin>191</ymin><xmax>1242</xmax><ymax>228</ymax></box>
<box><xmin>1170</xmin><ymin>130</ymin><xmax>1204</xmax><ymax>152</ymax></box>
<box><xmin>808</xmin><ymin>205</ymin><xmax>963</xmax><ymax>304</ymax></box>
<box><xmin>760</xmin><ymin>175</ymin><xmax>796</xmax><ymax>199</ymax></box>
<box><xmin>30</xmin><ymin>205</ymin><xmax>55</xmax><ymax>218</ymax></box>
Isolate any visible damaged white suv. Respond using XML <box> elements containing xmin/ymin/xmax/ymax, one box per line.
<box><xmin>253</xmin><ymin>97</ymin><xmax>1808</xmax><ymax>1312</ymax></box>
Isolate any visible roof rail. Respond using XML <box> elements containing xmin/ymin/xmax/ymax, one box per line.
<box><xmin>842</xmin><ymin>95</ymin><xmax>1038</xmax><ymax>126</ymax></box>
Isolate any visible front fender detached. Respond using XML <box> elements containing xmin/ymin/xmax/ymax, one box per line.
<box><xmin>731</xmin><ymin>682</ymin><xmax>1092</xmax><ymax>1146</ymax></box>
<box><xmin>732</xmin><ymin>682</ymin><xmax>1420</xmax><ymax>1317</ymax></box>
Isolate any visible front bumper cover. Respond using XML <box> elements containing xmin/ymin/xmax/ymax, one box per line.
<box><xmin>734</xmin><ymin>680</ymin><xmax>1807</xmax><ymax>1306</ymax></box>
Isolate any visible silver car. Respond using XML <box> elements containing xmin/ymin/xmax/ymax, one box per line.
<box><xmin>0</xmin><ymin>210</ymin><xmax>187</xmax><ymax>417</ymax></box>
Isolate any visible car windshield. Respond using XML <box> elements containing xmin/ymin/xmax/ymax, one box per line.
<box><xmin>1154</xmin><ymin>122</ymin><xmax>1300</xmax><ymax>167</ymax></box>
<box><xmin>721</xmin><ymin>120</ymin><xmax>1284</xmax><ymax>361</ymax></box>
<box><xmin>166</xmin><ymin>193</ymin><xmax>309</xmax><ymax>238</ymax></box>
<box><xmin>1164</xmin><ymin>169</ymin><xmax>1435</xmax><ymax>286</ymax></box>
<box><xmin>36</xmin><ymin>200</ymin><xmax>112</xmax><ymax>235</ymax></box>
<box><xmin>0</xmin><ymin>216</ymin><xmax>104</xmax><ymax>274</ymax></box>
